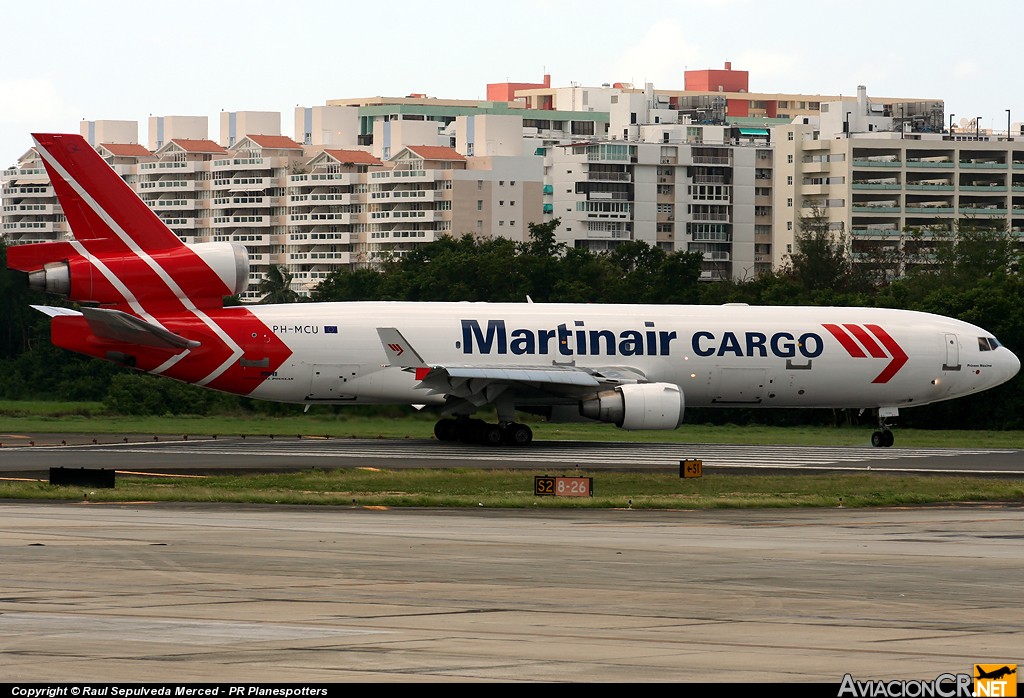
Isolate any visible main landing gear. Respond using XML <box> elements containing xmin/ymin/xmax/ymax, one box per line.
<box><xmin>871</xmin><ymin>407</ymin><xmax>898</xmax><ymax>448</ymax></box>
<box><xmin>433</xmin><ymin>417</ymin><xmax>533</xmax><ymax>447</ymax></box>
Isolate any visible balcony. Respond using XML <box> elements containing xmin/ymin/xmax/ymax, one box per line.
<box><xmin>852</xmin><ymin>159</ymin><xmax>902</xmax><ymax>168</ymax></box>
<box><xmin>370</xmin><ymin>230</ymin><xmax>437</xmax><ymax>242</ymax></box>
<box><xmin>905</xmin><ymin>160</ymin><xmax>953</xmax><ymax>168</ymax></box>
<box><xmin>369</xmin><ymin>210</ymin><xmax>443</xmax><ymax>222</ymax></box>
<box><xmin>586</xmin><ymin>171</ymin><xmax>631</xmax><ymax>182</ymax></box>
<box><xmin>289</xmin><ymin>212</ymin><xmax>354</xmax><ymax>225</ymax></box>
<box><xmin>306</xmin><ymin>252</ymin><xmax>352</xmax><ymax>264</ymax></box>
<box><xmin>289</xmin><ymin>232</ymin><xmax>351</xmax><ymax>245</ymax></box>
<box><xmin>852</xmin><ymin>228</ymin><xmax>901</xmax><ymax>237</ymax></box>
<box><xmin>906</xmin><ymin>183</ymin><xmax>954</xmax><ymax>191</ymax></box>
<box><xmin>960</xmin><ymin>162</ymin><xmax>1007</xmax><ymax>169</ymax></box>
<box><xmin>140</xmin><ymin>161</ymin><xmax>200</xmax><ymax>173</ymax></box>
<box><xmin>368</xmin><ymin>190</ymin><xmax>438</xmax><ymax>203</ymax></box>
<box><xmin>2</xmin><ymin>167</ymin><xmax>47</xmax><ymax>178</ymax></box>
<box><xmin>213</xmin><ymin>215</ymin><xmax>266</xmax><ymax>226</ymax></box>
<box><xmin>2</xmin><ymin>221</ymin><xmax>57</xmax><ymax>232</ymax></box>
<box><xmin>369</xmin><ymin>169</ymin><xmax>432</xmax><ymax>182</ymax></box>
<box><xmin>703</xmin><ymin>251</ymin><xmax>731</xmax><ymax>261</ymax></box>
<box><xmin>291</xmin><ymin>172</ymin><xmax>356</xmax><ymax>184</ymax></box>
<box><xmin>959</xmin><ymin>207</ymin><xmax>1008</xmax><ymax>215</ymax></box>
<box><xmin>3</xmin><ymin>186</ymin><xmax>51</xmax><ymax>197</ymax></box>
<box><xmin>146</xmin><ymin>199</ymin><xmax>195</xmax><ymax>210</ymax></box>
<box><xmin>2</xmin><ymin>203</ymin><xmax>55</xmax><ymax>214</ymax></box>
<box><xmin>691</xmin><ymin>212</ymin><xmax>731</xmax><ymax>222</ymax></box>
<box><xmin>212</xmin><ymin>157</ymin><xmax>272</xmax><ymax>171</ymax></box>
<box><xmin>212</xmin><ymin>177</ymin><xmax>275</xmax><ymax>190</ymax></box>
<box><xmin>904</xmin><ymin>206</ymin><xmax>955</xmax><ymax>214</ymax></box>
<box><xmin>138</xmin><ymin>179</ymin><xmax>196</xmax><ymax>191</ymax></box>
<box><xmin>852</xmin><ymin>183</ymin><xmax>902</xmax><ymax>190</ymax></box>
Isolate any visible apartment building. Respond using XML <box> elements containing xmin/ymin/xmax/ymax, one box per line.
<box><xmin>287</xmin><ymin>149</ymin><xmax>383</xmax><ymax>288</ymax></box>
<box><xmin>285</xmin><ymin>142</ymin><xmax>543</xmax><ymax>290</ymax></box>
<box><xmin>773</xmin><ymin>87</ymin><xmax>1024</xmax><ymax>270</ymax></box>
<box><xmin>138</xmin><ymin>138</ymin><xmax>227</xmax><ymax>245</ymax></box>
<box><xmin>1</xmin><ymin>147</ymin><xmax>69</xmax><ymax>246</ymax></box>
<box><xmin>210</xmin><ymin>135</ymin><xmax>306</xmax><ymax>298</ymax></box>
<box><xmin>4</xmin><ymin>73</ymin><xmax>985</xmax><ymax>298</ymax></box>
<box><xmin>501</xmin><ymin>63</ymin><xmax>943</xmax><ymax>128</ymax></box>
<box><xmin>544</xmin><ymin>131</ymin><xmax>771</xmax><ymax>280</ymax></box>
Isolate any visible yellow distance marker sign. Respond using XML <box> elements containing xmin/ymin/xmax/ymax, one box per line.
<box><xmin>680</xmin><ymin>459</ymin><xmax>703</xmax><ymax>479</ymax></box>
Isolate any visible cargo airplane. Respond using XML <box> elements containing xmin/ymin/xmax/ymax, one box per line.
<box><xmin>6</xmin><ymin>134</ymin><xmax>1020</xmax><ymax>447</ymax></box>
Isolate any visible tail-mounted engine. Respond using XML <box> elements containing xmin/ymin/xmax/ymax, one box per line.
<box><xmin>9</xmin><ymin>241</ymin><xmax>249</xmax><ymax>308</ymax></box>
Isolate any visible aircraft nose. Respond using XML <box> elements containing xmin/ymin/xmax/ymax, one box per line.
<box><xmin>1003</xmin><ymin>348</ymin><xmax>1022</xmax><ymax>382</ymax></box>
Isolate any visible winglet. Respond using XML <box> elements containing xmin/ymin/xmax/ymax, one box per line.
<box><xmin>377</xmin><ymin>328</ymin><xmax>427</xmax><ymax>368</ymax></box>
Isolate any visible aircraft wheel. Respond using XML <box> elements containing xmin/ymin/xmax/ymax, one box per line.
<box><xmin>460</xmin><ymin>419</ymin><xmax>487</xmax><ymax>444</ymax></box>
<box><xmin>871</xmin><ymin>431</ymin><xmax>884</xmax><ymax>448</ymax></box>
<box><xmin>882</xmin><ymin>430</ymin><xmax>895</xmax><ymax>448</ymax></box>
<box><xmin>480</xmin><ymin>423</ymin><xmax>504</xmax><ymax>446</ymax></box>
<box><xmin>434</xmin><ymin>419</ymin><xmax>459</xmax><ymax>441</ymax></box>
<box><xmin>503</xmin><ymin>423</ymin><xmax>533</xmax><ymax>447</ymax></box>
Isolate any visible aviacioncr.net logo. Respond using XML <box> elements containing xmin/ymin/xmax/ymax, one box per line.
<box><xmin>838</xmin><ymin>673</ymin><xmax>973</xmax><ymax>697</ymax></box>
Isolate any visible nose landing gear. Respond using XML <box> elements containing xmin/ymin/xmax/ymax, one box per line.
<box><xmin>871</xmin><ymin>407</ymin><xmax>899</xmax><ymax>448</ymax></box>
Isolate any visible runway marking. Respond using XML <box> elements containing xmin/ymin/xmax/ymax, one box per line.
<box><xmin>12</xmin><ymin>438</ymin><xmax>1020</xmax><ymax>473</ymax></box>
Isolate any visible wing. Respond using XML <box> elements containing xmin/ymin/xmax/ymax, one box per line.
<box><xmin>376</xmin><ymin>327</ymin><xmax>646</xmax><ymax>410</ymax></box>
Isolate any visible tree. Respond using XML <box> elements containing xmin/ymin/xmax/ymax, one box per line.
<box><xmin>789</xmin><ymin>204</ymin><xmax>854</xmax><ymax>294</ymax></box>
<box><xmin>258</xmin><ymin>265</ymin><xmax>299</xmax><ymax>304</ymax></box>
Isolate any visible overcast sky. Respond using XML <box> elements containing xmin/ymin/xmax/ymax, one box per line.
<box><xmin>2</xmin><ymin>0</ymin><xmax>1021</xmax><ymax>165</ymax></box>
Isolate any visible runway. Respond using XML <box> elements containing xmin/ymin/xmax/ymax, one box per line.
<box><xmin>1</xmin><ymin>501</ymin><xmax>1021</xmax><ymax>682</ymax></box>
<box><xmin>1</xmin><ymin>434</ymin><xmax>1023</xmax><ymax>476</ymax></box>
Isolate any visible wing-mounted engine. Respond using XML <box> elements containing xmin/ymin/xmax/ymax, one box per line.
<box><xmin>579</xmin><ymin>383</ymin><xmax>685</xmax><ymax>430</ymax></box>
<box><xmin>8</xmin><ymin>241</ymin><xmax>249</xmax><ymax>309</ymax></box>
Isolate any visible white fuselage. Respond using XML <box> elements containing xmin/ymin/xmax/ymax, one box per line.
<box><xmin>232</xmin><ymin>302</ymin><xmax>1019</xmax><ymax>411</ymax></box>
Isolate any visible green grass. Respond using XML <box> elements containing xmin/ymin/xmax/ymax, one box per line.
<box><xmin>2</xmin><ymin>470</ymin><xmax>1023</xmax><ymax>509</ymax></box>
<box><xmin>1</xmin><ymin>398</ymin><xmax>1023</xmax><ymax>448</ymax></box>
<box><xmin>3</xmin><ymin>400</ymin><xmax>1022</xmax><ymax>509</ymax></box>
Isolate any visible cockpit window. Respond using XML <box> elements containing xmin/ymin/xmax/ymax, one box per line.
<box><xmin>978</xmin><ymin>337</ymin><xmax>1002</xmax><ymax>351</ymax></box>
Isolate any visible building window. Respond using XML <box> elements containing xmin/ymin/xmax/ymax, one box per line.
<box><xmin>477</xmin><ymin>180</ymin><xmax>483</xmax><ymax>190</ymax></box>
<box><xmin>787</xmin><ymin>176</ymin><xmax>793</xmax><ymax>185</ymax></box>
<box><xmin>787</xmin><ymin>131</ymin><xmax>794</xmax><ymax>141</ymax></box>
<box><xmin>787</xmin><ymin>198</ymin><xmax>793</xmax><ymax>207</ymax></box>
<box><xmin>477</xmin><ymin>200</ymin><xmax>483</xmax><ymax>210</ymax></box>
<box><xmin>787</xmin><ymin>155</ymin><xmax>794</xmax><ymax>163</ymax></box>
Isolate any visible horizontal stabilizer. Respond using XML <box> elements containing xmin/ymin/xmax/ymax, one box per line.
<box><xmin>80</xmin><ymin>307</ymin><xmax>200</xmax><ymax>350</ymax></box>
<box><xmin>30</xmin><ymin>305</ymin><xmax>83</xmax><ymax>318</ymax></box>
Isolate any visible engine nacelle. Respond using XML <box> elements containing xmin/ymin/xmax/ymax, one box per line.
<box><xmin>579</xmin><ymin>382</ymin><xmax>685</xmax><ymax>430</ymax></box>
<box><xmin>22</xmin><ymin>242</ymin><xmax>249</xmax><ymax>305</ymax></box>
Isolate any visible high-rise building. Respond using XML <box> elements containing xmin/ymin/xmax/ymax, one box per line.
<box><xmin>773</xmin><ymin>86</ymin><xmax>1022</xmax><ymax>272</ymax></box>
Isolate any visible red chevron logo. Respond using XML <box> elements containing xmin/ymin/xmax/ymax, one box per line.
<box><xmin>821</xmin><ymin>323</ymin><xmax>909</xmax><ymax>383</ymax></box>
<box><xmin>388</xmin><ymin>343</ymin><xmax>405</xmax><ymax>357</ymax></box>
